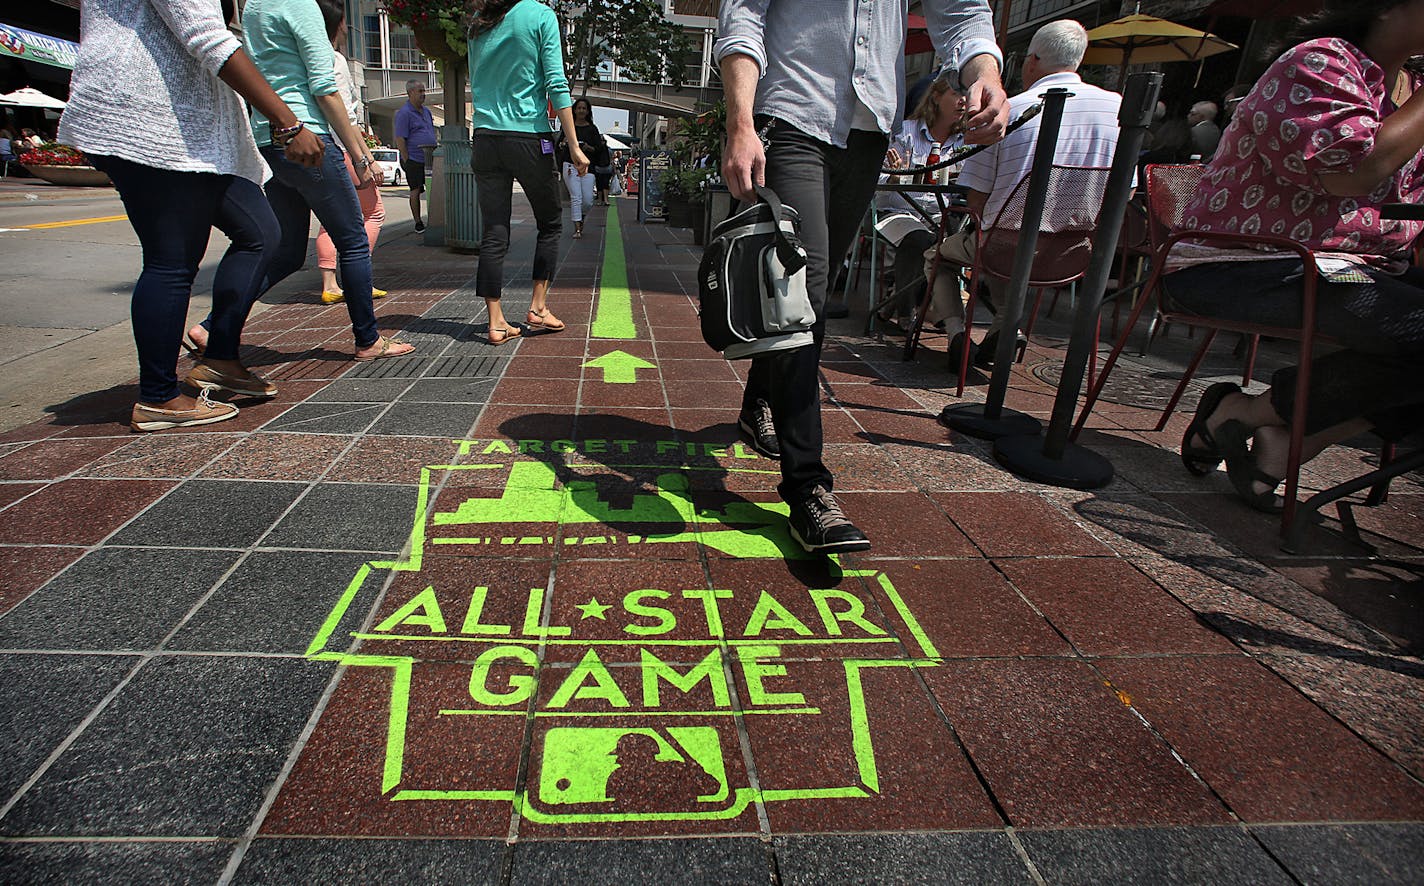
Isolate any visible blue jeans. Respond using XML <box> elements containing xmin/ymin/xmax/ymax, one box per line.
<box><xmin>205</xmin><ymin>138</ymin><xmax>378</xmax><ymax>346</ymax></box>
<box><xmin>91</xmin><ymin>154</ymin><xmax>279</xmax><ymax>403</ymax></box>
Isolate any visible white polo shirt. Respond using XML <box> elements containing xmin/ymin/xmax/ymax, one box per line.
<box><xmin>957</xmin><ymin>71</ymin><xmax>1127</xmax><ymax>226</ymax></box>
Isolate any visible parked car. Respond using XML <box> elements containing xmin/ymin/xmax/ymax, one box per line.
<box><xmin>372</xmin><ymin>148</ymin><xmax>403</xmax><ymax>186</ymax></box>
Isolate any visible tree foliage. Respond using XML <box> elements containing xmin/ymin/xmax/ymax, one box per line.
<box><xmin>548</xmin><ymin>0</ymin><xmax>696</xmax><ymax>91</ymax></box>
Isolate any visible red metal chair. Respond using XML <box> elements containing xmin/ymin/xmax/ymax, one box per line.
<box><xmin>904</xmin><ymin>165</ymin><xmax>1113</xmax><ymax>396</ymax></box>
<box><xmin>1071</xmin><ymin>163</ymin><xmax>1328</xmax><ymax>536</ymax></box>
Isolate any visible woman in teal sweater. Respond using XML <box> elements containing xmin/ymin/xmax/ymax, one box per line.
<box><xmin>468</xmin><ymin>0</ymin><xmax>589</xmax><ymax>344</ymax></box>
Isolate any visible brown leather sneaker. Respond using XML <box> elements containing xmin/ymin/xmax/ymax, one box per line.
<box><xmin>130</xmin><ymin>391</ymin><xmax>239</xmax><ymax>432</ymax></box>
<box><xmin>185</xmin><ymin>361</ymin><xmax>278</xmax><ymax>399</ymax></box>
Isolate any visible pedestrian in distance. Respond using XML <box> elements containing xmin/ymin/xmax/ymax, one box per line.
<box><xmin>190</xmin><ymin>0</ymin><xmax>414</xmax><ymax>362</ymax></box>
<box><xmin>559</xmin><ymin>97</ymin><xmax>607</xmax><ymax>235</ymax></box>
<box><xmin>716</xmin><ymin>0</ymin><xmax>1009</xmax><ymax>553</ymax></box>
<box><xmin>60</xmin><ymin>0</ymin><xmax>323</xmax><ymax>431</ymax></box>
<box><xmin>395</xmin><ymin>79</ymin><xmax>438</xmax><ymax>234</ymax></box>
<box><xmin>467</xmin><ymin>0</ymin><xmax>589</xmax><ymax>345</ymax></box>
<box><xmin>312</xmin><ymin>0</ymin><xmax>389</xmax><ymax>307</ymax></box>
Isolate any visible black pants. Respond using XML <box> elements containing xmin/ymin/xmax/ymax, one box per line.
<box><xmin>890</xmin><ymin>227</ymin><xmax>938</xmax><ymax>316</ymax></box>
<box><xmin>1164</xmin><ymin>260</ymin><xmax>1424</xmax><ymax>440</ymax></box>
<box><xmin>742</xmin><ymin>121</ymin><xmax>888</xmax><ymax>501</ymax></box>
<box><xmin>471</xmin><ymin>130</ymin><xmax>562</xmax><ymax>299</ymax></box>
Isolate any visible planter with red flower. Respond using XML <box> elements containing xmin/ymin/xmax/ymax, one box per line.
<box><xmin>20</xmin><ymin>143</ymin><xmax>112</xmax><ymax>187</ymax></box>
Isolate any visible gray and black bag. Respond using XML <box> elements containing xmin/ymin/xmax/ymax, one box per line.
<box><xmin>698</xmin><ymin>185</ymin><xmax>815</xmax><ymax>359</ymax></box>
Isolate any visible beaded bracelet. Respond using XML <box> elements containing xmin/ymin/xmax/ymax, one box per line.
<box><xmin>272</xmin><ymin>121</ymin><xmax>305</xmax><ymax>146</ymax></box>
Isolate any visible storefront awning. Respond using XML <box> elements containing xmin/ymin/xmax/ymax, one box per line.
<box><xmin>0</xmin><ymin>23</ymin><xmax>79</xmax><ymax>71</ymax></box>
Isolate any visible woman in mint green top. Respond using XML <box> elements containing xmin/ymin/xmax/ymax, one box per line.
<box><xmin>467</xmin><ymin>0</ymin><xmax>589</xmax><ymax>344</ymax></box>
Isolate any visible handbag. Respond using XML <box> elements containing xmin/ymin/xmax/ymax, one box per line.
<box><xmin>697</xmin><ymin>185</ymin><xmax>815</xmax><ymax>359</ymax></box>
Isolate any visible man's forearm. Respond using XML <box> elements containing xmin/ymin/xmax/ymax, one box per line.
<box><xmin>960</xmin><ymin>53</ymin><xmax>1001</xmax><ymax>92</ymax></box>
<box><xmin>722</xmin><ymin>53</ymin><xmax>760</xmax><ymax>136</ymax></box>
<box><xmin>395</xmin><ymin>135</ymin><xmax>409</xmax><ymax>161</ymax></box>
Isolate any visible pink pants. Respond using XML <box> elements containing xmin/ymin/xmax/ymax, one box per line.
<box><xmin>316</xmin><ymin>152</ymin><xmax>385</xmax><ymax>270</ymax></box>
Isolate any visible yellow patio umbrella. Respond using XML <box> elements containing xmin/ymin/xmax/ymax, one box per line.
<box><xmin>1082</xmin><ymin>13</ymin><xmax>1238</xmax><ymax>79</ymax></box>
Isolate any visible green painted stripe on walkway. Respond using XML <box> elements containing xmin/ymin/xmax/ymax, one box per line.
<box><xmin>591</xmin><ymin>200</ymin><xmax>637</xmax><ymax>339</ymax></box>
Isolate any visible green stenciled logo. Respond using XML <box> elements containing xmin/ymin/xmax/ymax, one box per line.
<box><xmin>307</xmin><ymin>443</ymin><xmax>940</xmax><ymax>824</ymax></box>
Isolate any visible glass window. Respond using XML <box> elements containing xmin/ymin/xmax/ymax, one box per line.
<box><xmin>388</xmin><ymin>26</ymin><xmax>426</xmax><ymax>71</ymax></box>
<box><xmin>363</xmin><ymin>15</ymin><xmax>381</xmax><ymax>67</ymax></box>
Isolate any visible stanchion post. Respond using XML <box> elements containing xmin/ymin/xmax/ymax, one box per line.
<box><xmin>992</xmin><ymin>72</ymin><xmax>1162</xmax><ymax>489</ymax></box>
<box><xmin>942</xmin><ymin>87</ymin><xmax>1070</xmax><ymax>440</ymax></box>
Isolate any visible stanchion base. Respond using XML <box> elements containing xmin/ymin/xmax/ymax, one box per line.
<box><xmin>993</xmin><ymin>433</ymin><xmax>1115</xmax><ymax>489</ymax></box>
<box><xmin>940</xmin><ymin>404</ymin><xmax>1042</xmax><ymax>440</ymax></box>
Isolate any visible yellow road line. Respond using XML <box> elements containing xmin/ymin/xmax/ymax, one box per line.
<box><xmin>21</xmin><ymin>214</ymin><xmax>128</xmax><ymax>230</ymax></box>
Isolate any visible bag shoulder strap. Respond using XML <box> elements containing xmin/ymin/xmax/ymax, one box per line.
<box><xmin>752</xmin><ymin>184</ymin><xmax>806</xmax><ymax>275</ymax></box>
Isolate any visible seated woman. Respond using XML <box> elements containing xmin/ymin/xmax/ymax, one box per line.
<box><xmin>873</xmin><ymin>77</ymin><xmax>965</xmax><ymax>338</ymax></box>
<box><xmin>1165</xmin><ymin>0</ymin><xmax>1424</xmax><ymax>511</ymax></box>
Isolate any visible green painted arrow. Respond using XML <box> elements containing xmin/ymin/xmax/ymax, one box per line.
<box><xmin>583</xmin><ymin>350</ymin><xmax>655</xmax><ymax>384</ymax></box>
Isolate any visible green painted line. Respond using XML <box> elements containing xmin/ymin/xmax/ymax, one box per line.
<box><xmin>760</xmin><ymin>787</ymin><xmax>868</xmax><ymax>802</ymax></box>
<box><xmin>439</xmin><ymin>707</ymin><xmax>821</xmax><ymax>717</ymax></box>
<box><xmin>875</xmin><ymin>572</ymin><xmax>941</xmax><ymax>659</ymax></box>
<box><xmin>583</xmin><ymin>349</ymin><xmax>655</xmax><ymax>384</ymax></box>
<box><xmin>844</xmin><ymin>663</ymin><xmax>878</xmax><ymax>793</ymax></box>
<box><xmin>382</xmin><ymin>658</ymin><xmax>414</xmax><ymax>794</ymax></box>
<box><xmin>516</xmin><ymin>787</ymin><xmax>759</xmax><ymax>823</ymax></box>
<box><xmin>393</xmin><ymin>790</ymin><xmax>518</xmax><ymax>802</ymax></box>
<box><xmin>304</xmin><ymin>563</ymin><xmax>372</xmax><ymax>658</ymax></box>
<box><xmin>591</xmin><ymin>200</ymin><xmax>637</xmax><ymax>339</ymax></box>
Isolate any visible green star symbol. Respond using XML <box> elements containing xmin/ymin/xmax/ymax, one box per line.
<box><xmin>576</xmin><ymin>597</ymin><xmax>612</xmax><ymax>620</ymax></box>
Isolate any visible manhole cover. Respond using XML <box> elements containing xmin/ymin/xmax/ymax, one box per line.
<box><xmin>1031</xmin><ymin>359</ymin><xmax>1204</xmax><ymax>411</ymax></box>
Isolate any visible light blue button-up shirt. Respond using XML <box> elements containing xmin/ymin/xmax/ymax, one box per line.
<box><xmin>714</xmin><ymin>0</ymin><xmax>1002</xmax><ymax>148</ymax></box>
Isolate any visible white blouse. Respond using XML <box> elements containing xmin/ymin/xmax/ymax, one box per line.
<box><xmin>59</xmin><ymin>0</ymin><xmax>269</xmax><ymax>184</ymax></box>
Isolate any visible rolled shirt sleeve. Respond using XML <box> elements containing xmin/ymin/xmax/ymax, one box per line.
<box><xmin>925</xmin><ymin>0</ymin><xmax>1002</xmax><ymax>90</ymax></box>
<box><xmin>713</xmin><ymin>0</ymin><xmax>771</xmax><ymax>75</ymax></box>
<box><xmin>540</xmin><ymin>11</ymin><xmax>572</xmax><ymax>111</ymax></box>
<box><xmin>147</xmin><ymin>0</ymin><xmax>242</xmax><ymax>77</ymax></box>
<box><xmin>288</xmin><ymin>1</ymin><xmax>338</xmax><ymax>96</ymax></box>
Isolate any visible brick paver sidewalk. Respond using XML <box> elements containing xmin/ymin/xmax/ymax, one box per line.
<box><xmin>0</xmin><ymin>199</ymin><xmax>1420</xmax><ymax>884</ymax></box>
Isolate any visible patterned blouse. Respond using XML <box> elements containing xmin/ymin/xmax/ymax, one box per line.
<box><xmin>1175</xmin><ymin>38</ymin><xmax>1423</xmax><ymax>273</ymax></box>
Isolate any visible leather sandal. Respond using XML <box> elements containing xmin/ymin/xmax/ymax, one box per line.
<box><xmin>354</xmin><ymin>336</ymin><xmax>415</xmax><ymax>361</ymax></box>
<box><xmin>1180</xmin><ymin>381</ymin><xmax>1240</xmax><ymax>476</ymax></box>
<box><xmin>526</xmin><ymin>307</ymin><xmax>565</xmax><ymax>332</ymax></box>
<box><xmin>489</xmin><ymin>325</ymin><xmax>522</xmax><ymax>345</ymax></box>
<box><xmin>1216</xmin><ymin>419</ymin><xmax>1285</xmax><ymax>513</ymax></box>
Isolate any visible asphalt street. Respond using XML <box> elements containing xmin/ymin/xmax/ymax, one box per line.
<box><xmin>0</xmin><ymin>179</ymin><xmax>416</xmax><ymax>431</ymax></box>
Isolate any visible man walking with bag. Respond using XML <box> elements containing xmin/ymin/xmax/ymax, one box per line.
<box><xmin>716</xmin><ymin>0</ymin><xmax>1008</xmax><ymax>553</ymax></box>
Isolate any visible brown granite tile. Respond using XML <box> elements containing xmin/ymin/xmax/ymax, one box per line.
<box><xmin>926</xmin><ymin>659</ymin><xmax>1232</xmax><ymax>827</ymax></box>
<box><xmin>502</xmin><ymin>356</ymin><xmax>586</xmax><ymax>379</ymax></box>
<box><xmin>669</xmin><ymin>409</ymin><xmax>742</xmax><ymax>445</ymax></box>
<box><xmin>1258</xmin><ymin>653</ymin><xmax>1424</xmax><ymax>781</ymax></box>
<box><xmin>651</xmin><ymin>341</ymin><xmax>719</xmax><ymax>360</ymax></box>
<box><xmin>0</xmin><ymin>422</ymin><xmax>61</xmax><ymax>445</ymax></box>
<box><xmin>579</xmin><ymin>378</ymin><xmax>668</xmax><ymax>410</ymax></box>
<box><xmin>1268</xmin><ymin>561</ymin><xmax>1424</xmax><ymax>655</ymax></box>
<box><xmin>743</xmin><ymin>659</ymin><xmax>1002</xmax><ymax>832</ymax></box>
<box><xmin>0</xmin><ymin>545</ymin><xmax>85</xmax><ymax>615</ymax></box>
<box><xmin>832</xmin><ymin>492</ymin><xmax>978</xmax><ymax>558</ymax></box>
<box><xmin>83</xmin><ymin>434</ymin><xmax>241</xmax><ymax>479</ymax></box>
<box><xmin>818</xmin><ymin>365</ymin><xmax>887</xmax><ymax>387</ymax></box>
<box><xmin>854</xmin><ymin>559</ymin><xmax>1069</xmax><ymax>659</ymax></box>
<box><xmin>999</xmin><ymin>557</ymin><xmax>1239</xmax><ymax>656</ymax></box>
<box><xmin>175</xmin><ymin>381</ymin><xmax>334</xmax><ymax>434</ymax></box>
<box><xmin>491</xmin><ymin>376</ymin><xmax>582</xmax><ymax>407</ymax></box>
<box><xmin>879</xmin><ymin>443</ymin><xmax>1042</xmax><ymax>492</ymax></box>
<box><xmin>0</xmin><ymin>479</ymin><xmax>174</xmax><ymax>545</ymax></box>
<box><xmin>662</xmin><ymin>381</ymin><xmax>743</xmax><ymax>411</ymax></box>
<box><xmin>572</xmin><ymin>407</ymin><xmax>669</xmax><ymax>442</ymax></box>
<box><xmin>844</xmin><ymin>408</ymin><xmax>952</xmax><ymax>448</ymax></box>
<box><xmin>0</xmin><ymin>482</ymin><xmax>44</xmax><ymax>511</ymax></box>
<box><xmin>655</xmin><ymin>359</ymin><xmax>739</xmax><ymax>383</ymax></box>
<box><xmin>262</xmin><ymin>662</ymin><xmax>520</xmax><ymax>837</ymax></box>
<box><xmin>0</xmin><ymin>438</ymin><xmax>129</xmax><ymax>481</ymax></box>
<box><xmin>201</xmin><ymin>434</ymin><xmax>351</xmax><ymax>481</ymax></box>
<box><xmin>1159</xmin><ymin>492</ymin><xmax>1419</xmax><ymax>561</ymax></box>
<box><xmin>822</xmin><ymin>444</ymin><xmax>914</xmax><ymax>491</ymax></box>
<box><xmin>474</xmin><ymin>407</ymin><xmax>576</xmax><ymax>440</ymax></box>
<box><xmin>1323</xmin><ymin>494</ymin><xmax>1424</xmax><ymax>555</ymax></box>
<box><xmin>517</xmin><ymin>335</ymin><xmax>591</xmax><ymax>358</ymax></box>
<box><xmin>932</xmin><ymin>492</ymin><xmax>1111</xmax><ymax>557</ymax></box>
<box><xmin>329</xmin><ymin>436</ymin><xmax>465</xmax><ymax>485</ymax></box>
<box><xmin>1101</xmin><ymin>655</ymin><xmax>1424</xmax><ymax>823</ymax></box>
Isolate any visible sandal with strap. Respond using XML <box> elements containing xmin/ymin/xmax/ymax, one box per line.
<box><xmin>354</xmin><ymin>336</ymin><xmax>415</xmax><ymax>361</ymax></box>
<box><xmin>1180</xmin><ymin>381</ymin><xmax>1240</xmax><ymax>476</ymax></box>
<box><xmin>526</xmin><ymin>307</ymin><xmax>565</xmax><ymax>332</ymax></box>
<box><xmin>489</xmin><ymin>325</ymin><xmax>522</xmax><ymax>345</ymax></box>
<box><xmin>1215</xmin><ymin>419</ymin><xmax>1285</xmax><ymax>513</ymax></box>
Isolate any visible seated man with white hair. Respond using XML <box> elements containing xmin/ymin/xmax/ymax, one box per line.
<box><xmin>926</xmin><ymin>18</ymin><xmax>1125</xmax><ymax>369</ymax></box>
<box><xmin>1187</xmin><ymin>100</ymin><xmax>1222</xmax><ymax>160</ymax></box>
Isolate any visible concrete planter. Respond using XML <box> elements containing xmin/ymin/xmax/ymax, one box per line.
<box><xmin>23</xmin><ymin>164</ymin><xmax>111</xmax><ymax>187</ymax></box>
